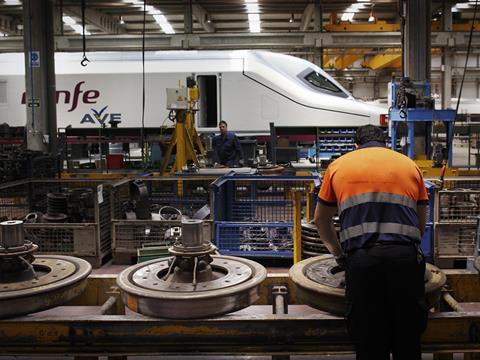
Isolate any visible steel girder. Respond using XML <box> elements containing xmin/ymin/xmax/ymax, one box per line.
<box><xmin>0</xmin><ymin>31</ymin><xmax>479</xmax><ymax>53</ymax></box>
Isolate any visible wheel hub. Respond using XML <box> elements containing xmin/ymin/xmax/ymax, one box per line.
<box><xmin>117</xmin><ymin>219</ymin><xmax>267</xmax><ymax>318</ymax></box>
<box><xmin>290</xmin><ymin>254</ymin><xmax>446</xmax><ymax>316</ymax></box>
<box><xmin>0</xmin><ymin>220</ymin><xmax>91</xmax><ymax>318</ymax></box>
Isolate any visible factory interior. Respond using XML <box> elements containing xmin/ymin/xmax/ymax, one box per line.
<box><xmin>5</xmin><ymin>0</ymin><xmax>480</xmax><ymax>359</ymax></box>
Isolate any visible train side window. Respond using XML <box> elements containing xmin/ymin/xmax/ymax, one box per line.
<box><xmin>298</xmin><ymin>69</ymin><xmax>349</xmax><ymax>98</ymax></box>
<box><xmin>197</xmin><ymin>75</ymin><xmax>218</xmax><ymax>128</ymax></box>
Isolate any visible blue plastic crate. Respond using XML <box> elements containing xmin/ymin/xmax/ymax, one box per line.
<box><xmin>421</xmin><ymin>223</ymin><xmax>433</xmax><ymax>260</ymax></box>
<box><xmin>215</xmin><ymin>221</ymin><xmax>293</xmax><ymax>258</ymax></box>
<box><xmin>424</xmin><ymin>180</ymin><xmax>437</xmax><ymax>223</ymax></box>
<box><xmin>212</xmin><ymin>173</ymin><xmax>320</xmax><ymax>222</ymax></box>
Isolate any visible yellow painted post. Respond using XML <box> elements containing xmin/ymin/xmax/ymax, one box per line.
<box><xmin>305</xmin><ymin>183</ymin><xmax>315</xmax><ymax>222</ymax></box>
<box><xmin>175</xmin><ymin>120</ymin><xmax>186</xmax><ymax>173</ymax></box>
<box><xmin>292</xmin><ymin>190</ymin><xmax>302</xmax><ymax>264</ymax></box>
<box><xmin>177</xmin><ymin>179</ymin><xmax>184</xmax><ymax>197</ymax></box>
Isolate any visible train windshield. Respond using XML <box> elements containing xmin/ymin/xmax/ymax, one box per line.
<box><xmin>299</xmin><ymin>69</ymin><xmax>349</xmax><ymax>98</ymax></box>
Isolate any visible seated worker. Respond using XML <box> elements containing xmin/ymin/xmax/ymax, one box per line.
<box><xmin>212</xmin><ymin>120</ymin><xmax>243</xmax><ymax>167</ymax></box>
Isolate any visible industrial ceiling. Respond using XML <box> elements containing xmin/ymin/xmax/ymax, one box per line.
<box><xmin>0</xmin><ymin>0</ymin><xmax>476</xmax><ymax>36</ymax></box>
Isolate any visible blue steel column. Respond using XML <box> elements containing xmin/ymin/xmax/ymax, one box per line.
<box><xmin>23</xmin><ymin>0</ymin><xmax>57</xmax><ymax>154</ymax></box>
<box><xmin>408</xmin><ymin>121</ymin><xmax>415</xmax><ymax>159</ymax></box>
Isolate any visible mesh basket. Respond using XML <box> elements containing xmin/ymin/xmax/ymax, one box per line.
<box><xmin>436</xmin><ymin>189</ymin><xmax>480</xmax><ymax>223</ymax></box>
<box><xmin>111</xmin><ymin>176</ymin><xmax>215</xmax><ymax>220</ymax></box>
<box><xmin>0</xmin><ymin>179</ymin><xmax>112</xmax><ymax>267</ymax></box>
<box><xmin>215</xmin><ymin>222</ymin><xmax>293</xmax><ymax>258</ymax></box>
<box><xmin>434</xmin><ymin>223</ymin><xmax>477</xmax><ymax>258</ymax></box>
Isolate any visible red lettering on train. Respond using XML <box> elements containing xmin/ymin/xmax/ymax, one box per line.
<box><xmin>21</xmin><ymin>81</ymin><xmax>100</xmax><ymax>112</ymax></box>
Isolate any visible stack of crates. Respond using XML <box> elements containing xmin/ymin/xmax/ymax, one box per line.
<box><xmin>212</xmin><ymin>173</ymin><xmax>320</xmax><ymax>258</ymax></box>
<box><xmin>433</xmin><ymin>177</ymin><xmax>480</xmax><ymax>267</ymax></box>
<box><xmin>111</xmin><ymin>176</ymin><xmax>215</xmax><ymax>264</ymax></box>
<box><xmin>0</xmin><ymin>179</ymin><xmax>112</xmax><ymax>268</ymax></box>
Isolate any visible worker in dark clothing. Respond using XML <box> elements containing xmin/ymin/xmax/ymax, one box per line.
<box><xmin>314</xmin><ymin>124</ymin><xmax>429</xmax><ymax>360</ymax></box>
<box><xmin>212</xmin><ymin>120</ymin><xmax>243</xmax><ymax>167</ymax></box>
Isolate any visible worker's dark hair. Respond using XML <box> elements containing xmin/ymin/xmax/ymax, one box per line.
<box><xmin>355</xmin><ymin>124</ymin><xmax>386</xmax><ymax>145</ymax></box>
<box><xmin>219</xmin><ymin>120</ymin><xmax>228</xmax><ymax>127</ymax></box>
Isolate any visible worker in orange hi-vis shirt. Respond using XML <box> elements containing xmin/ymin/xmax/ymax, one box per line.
<box><xmin>315</xmin><ymin>124</ymin><xmax>429</xmax><ymax>360</ymax></box>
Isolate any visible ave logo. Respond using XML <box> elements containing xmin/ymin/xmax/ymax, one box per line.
<box><xmin>80</xmin><ymin>105</ymin><xmax>122</xmax><ymax>125</ymax></box>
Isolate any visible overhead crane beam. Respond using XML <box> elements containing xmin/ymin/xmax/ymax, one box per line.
<box><xmin>1</xmin><ymin>32</ymin><xmax>480</xmax><ymax>52</ymax></box>
<box><xmin>363</xmin><ymin>48</ymin><xmax>441</xmax><ymax>70</ymax></box>
<box><xmin>324</xmin><ymin>21</ymin><xmax>400</xmax><ymax>32</ymax></box>
<box><xmin>325</xmin><ymin>21</ymin><xmax>480</xmax><ymax>33</ymax></box>
<box><xmin>192</xmin><ymin>4</ymin><xmax>215</xmax><ymax>33</ymax></box>
<box><xmin>323</xmin><ymin>49</ymin><xmax>337</xmax><ymax>69</ymax></box>
<box><xmin>334</xmin><ymin>49</ymin><xmax>371</xmax><ymax>70</ymax></box>
<box><xmin>363</xmin><ymin>48</ymin><xmax>401</xmax><ymax>70</ymax></box>
<box><xmin>63</xmin><ymin>6</ymin><xmax>125</xmax><ymax>34</ymax></box>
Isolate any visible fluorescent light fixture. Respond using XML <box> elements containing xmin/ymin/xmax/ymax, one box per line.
<box><xmin>3</xmin><ymin>0</ymin><xmax>21</xmax><ymax>4</ymax></box>
<box><xmin>62</xmin><ymin>16</ymin><xmax>76</xmax><ymax>26</ymax></box>
<box><xmin>245</xmin><ymin>0</ymin><xmax>261</xmax><ymax>33</ymax></box>
<box><xmin>145</xmin><ymin>5</ymin><xmax>162</xmax><ymax>15</ymax></box>
<box><xmin>246</xmin><ymin>3</ymin><xmax>259</xmax><ymax>13</ymax></box>
<box><xmin>70</xmin><ymin>24</ymin><xmax>91</xmax><ymax>35</ymax></box>
<box><xmin>455</xmin><ymin>3</ymin><xmax>471</xmax><ymax>9</ymax></box>
<box><xmin>63</xmin><ymin>15</ymin><xmax>91</xmax><ymax>35</ymax></box>
<box><xmin>249</xmin><ymin>22</ymin><xmax>261</xmax><ymax>33</ymax></box>
<box><xmin>345</xmin><ymin>3</ymin><xmax>367</xmax><ymax>12</ymax></box>
<box><xmin>153</xmin><ymin>14</ymin><xmax>175</xmax><ymax>34</ymax></box>
<box><xmin>123</xmin><ymin>1</ymin><xmax>175</xmax><ymax>34</ymax></box>
<box><xmin>341</xmin><ymin>12</ymin><xmax>355</xmax><ymax>21</ymax></box>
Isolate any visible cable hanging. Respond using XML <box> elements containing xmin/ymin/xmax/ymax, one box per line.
<box><xmin>140</xmin><ymin>0</ymin><xmax>147</xmax><ymax>165</ymax></box>
<box><xmin>80</xmin><ymin>0</ymin><xmax>89</xmax><ymax>67</ymax></box>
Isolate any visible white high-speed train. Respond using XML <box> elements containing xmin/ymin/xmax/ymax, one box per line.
<box><xmin>0</xmin><ymin>50</ymin><xmax>385</xmax><ymax>133</ymax></box>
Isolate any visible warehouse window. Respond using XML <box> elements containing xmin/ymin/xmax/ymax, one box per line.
<box><xmin>298</xmin><ymin>69</ymin><xmax>349</xmax><ymax>98</ymax></box>
<box><xmin>0</xmin><ymin>81</ymin><xmax>6</xmax><ymax>105</ymax></box>
<box><xmin>197</xmin><ymin>75</ymin><xmax>218</xmax><ymax>128</ymax></box>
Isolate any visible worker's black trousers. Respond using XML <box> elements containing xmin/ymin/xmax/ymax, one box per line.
<box><xmin>345</xmin><ymin>243</ymin><xmax>428</xmax><ymax>360</ymax></box>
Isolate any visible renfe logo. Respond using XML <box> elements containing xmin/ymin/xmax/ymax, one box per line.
<box><xmin>21</xmin><ymin>81</ymin><xmax>99</xmax><ymax>112</ymax></box>
<box><xmin>21</xmin><ymin>81</ymin><xmax>122</xmax><ymax>125</ymax></box>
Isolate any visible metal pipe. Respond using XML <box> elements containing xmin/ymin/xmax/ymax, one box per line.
<box><xmin>292</xmin><ymin>190</ymin><xmax>302</xmax><ymax>264</ymax></box>
<box><xmin>1</xmin><ymin>220</ymin><xmax>25</xmax><ymax>248</ymax></box>
<box><xmin>274</xmin><ymin>294</ymin><xmax>286</xmax><ymax>315</ymax></box>
<box><xmin>442</xmin><ymin>292</ymin><xmax>464</xmax><ymax>312</ymax></box>
<box><xmin>272</xmin><ymin>285</ymin><xmax>289</xmax><ymax>360</ymax></box>
<box><xmin>272</xmin><ymin>285</ymin><xmax>288</xmax><ymax>315</ymax></box>
<box><xmin>181</xmin><ymin>219</ymin><xmax>204</xmax><ymax>247</ymax></box>
<box><xmin>100</xmin><ymin>296</ymin><xmax>118</xmax><ymax>315</ymax></box>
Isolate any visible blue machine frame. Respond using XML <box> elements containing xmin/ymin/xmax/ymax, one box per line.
<box><xmin>388</xmin><ymin>80</ymin><xmax>456</xmax><ymax>166</ymax></box>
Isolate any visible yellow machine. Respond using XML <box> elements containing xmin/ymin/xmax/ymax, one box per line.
<box><xmin>160</xmin><ymin>77</ymin><xmax>206</xmax><ymax>175</ymax></box>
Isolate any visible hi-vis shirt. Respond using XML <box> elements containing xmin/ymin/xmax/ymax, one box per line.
<box><xmin>318</xmin><ymin>141</ymin><xmax>429</xmax><ymax>252</ymax></box>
